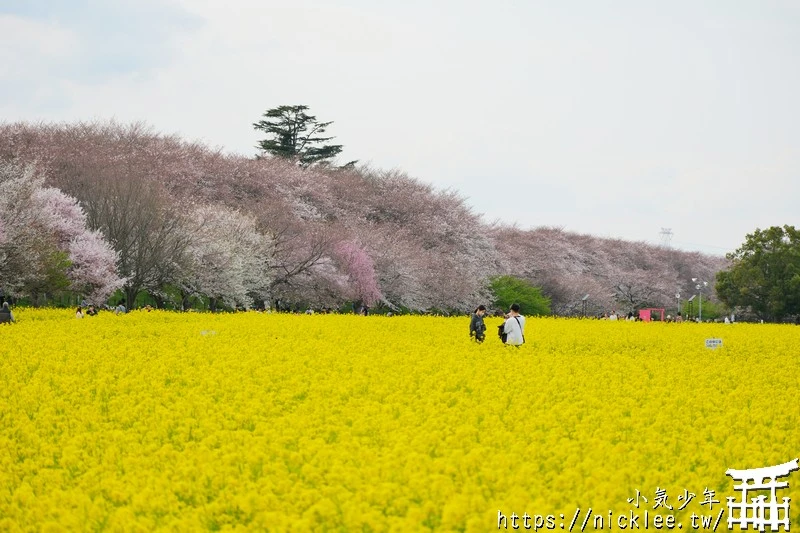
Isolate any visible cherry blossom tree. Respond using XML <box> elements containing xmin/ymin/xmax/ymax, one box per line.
<box><xmin>0</xmin><ymin>162</ymin><xmax>121</xmax><ymax>303</ymax></box>
<box><xmin>177</xmin><ymin>203</ymin><xmax>273</xmax><ymax>310</ymax></box>
<box><xmin>489</xmin><ymin>225</ymin><xmax>725</xmax><ymax>315</ymax></box>
<box><xmin>0</xmin><ymin>121</ymin><xmax>728</xmax><ymax>314</ymax></box>
<box><xmin>332</xmin><ymin>240</ymin><xmax>382</xmax><ymax>307</ymax></box>
<box><xmin>0</xmin><ymin>163</ymin><xmax>57</xmax><ymax>298</ymax></box>
<box><xmin>67</xmin><ymin>230</ymin><xmax>123</xmax><ymax>304</ymax></box>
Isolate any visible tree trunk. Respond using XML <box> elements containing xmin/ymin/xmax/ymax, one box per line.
<box><xmin>125</xmin><ymin>286</ymin><xmax>139</xmax><ymax>310</ymax></box>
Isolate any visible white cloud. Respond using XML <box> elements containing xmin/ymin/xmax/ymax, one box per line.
<box><xmin>0</xmin><ymin>14</ymin><xmax>80</xmax><ymax>80</ymax></box>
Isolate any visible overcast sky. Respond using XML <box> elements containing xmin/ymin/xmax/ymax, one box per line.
<box><xmin>3</xmin><ymin>0</ymin><xmax>799</xmax><ymax>256</ymax></box>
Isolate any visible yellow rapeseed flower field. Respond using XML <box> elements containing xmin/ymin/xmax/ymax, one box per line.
<box><xmin>1</xmin><ymin>309</ymin><xmax>799</xmax><ymax>532</ymax></box>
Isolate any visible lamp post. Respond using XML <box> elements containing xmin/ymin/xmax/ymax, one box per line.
<box><xmin>692</xmin><ymin>278</ymin><xmax>708</xmax><ymax>322</ymax></box>
<box><xmin>675</xmin><ymin>293</ymin><xmax>681</xmax><ymax>318</ymax></box>
<box><xmin>688</xmin><ymin>294</ymin><xmax>695</xmax><ymax>320</ymax></box>
<box><xmin>581</xmin><ymin>294</ymin><xmax>589</xmax><ymax>317</ymax></box>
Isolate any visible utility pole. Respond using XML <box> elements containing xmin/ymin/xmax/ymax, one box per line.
<box><xmin>660</xmin><ymin>228</ymin><xmax>673</xmax><ymax>248</ymax></box>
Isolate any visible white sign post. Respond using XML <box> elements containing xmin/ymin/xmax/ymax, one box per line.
<box><xmin>705</xmin><ymin>338</ymin><xmax>723</xmax><ymax>349</ymax></box>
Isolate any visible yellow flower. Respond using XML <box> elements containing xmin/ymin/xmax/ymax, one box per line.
<box><xmin>1</xmin><ymin>309</ymin><xmax>799</xmax><ymax>530</ymax></box>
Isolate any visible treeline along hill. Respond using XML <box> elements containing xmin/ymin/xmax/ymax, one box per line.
<box><xmin>0</xmin><ymin>121</ymin><xmax>724</xmax><ymax>315</ymax></box>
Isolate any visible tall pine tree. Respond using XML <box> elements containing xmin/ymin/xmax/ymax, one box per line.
<box><xmin>253</xmin><ymin>105</ymin><xmax>346</xmax><ymax>167</ymax></box>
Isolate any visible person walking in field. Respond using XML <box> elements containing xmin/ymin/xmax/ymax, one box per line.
<box><xmin>469</xmin><ymin>305</ymin><xmax>488</xmax><ymax>343</ymax></box>
<box><xmin>502</xmin><ymin>303</ymin><xmax>526</xmax><ymax>347</ymax></box>
<box><xmin>0</xmin><ymin>302</ymin><xmax>14</xmax><ymax>324</ymax></box>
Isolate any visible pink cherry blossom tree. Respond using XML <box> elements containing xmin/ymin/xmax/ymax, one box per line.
<box><xmin>0</xmin><ymin>120</ymin><xmax>729</xmax><ymax>314</ymax></box>
<box><xmin>0</xmin><ymin>161</ymin><xmax>121</xmax><ymax>303</ymax></box>
<box><xmin>332</xmin><ymin>240</ymin><xmax>381</xmax><ymax>307</ymax></box>
<box><xmin>67</xmin><ymin>230</ymin><xmax>123</xmax><ymax>304</ymax></box>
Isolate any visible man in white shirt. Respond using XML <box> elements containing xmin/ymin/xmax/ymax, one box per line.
<box><xmin>503</xmin><ymin>303</ymin><xmax>526</xmax><ymax>346</ymax></box>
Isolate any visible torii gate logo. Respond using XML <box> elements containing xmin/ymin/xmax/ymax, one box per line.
<box><xmin>726</xmin><ymin>459</ymin><xmax>798</xmax><ymax>531</ymax></box>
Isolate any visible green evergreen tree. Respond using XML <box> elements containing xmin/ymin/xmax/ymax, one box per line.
<box><xmin>253</xmin><ymin>105</ymin><xmax>347</xmax><ymax>167</ymax></box>
<box><xmin>489</xmin><ymin>275</ymin><xmax>551</xmax><ymax>316</ymax></box>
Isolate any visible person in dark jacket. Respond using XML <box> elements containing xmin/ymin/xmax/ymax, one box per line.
<box><xmin>469</xmin><ymin>305</ymin><xmax>487</xmax><ymax>343</ymax></box>
<box><xmin>0</xmin><ymin>302</ymin><xmax>15</xmax><ymax>324</ymax></box>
